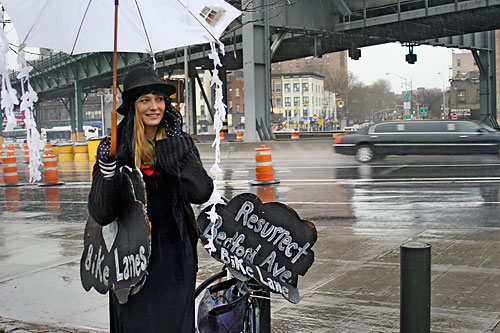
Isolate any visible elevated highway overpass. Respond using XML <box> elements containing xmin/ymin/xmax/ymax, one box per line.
<box><xmin>7</xmin><ymin>0</ymin><xmax>500</xmax><ymax>141</ymax></box>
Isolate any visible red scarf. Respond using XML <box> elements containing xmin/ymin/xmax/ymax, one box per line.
<box><xmin>140</xmin><ymin>163</ymin><xmax>160</xmax><ymax>178</ymax></box>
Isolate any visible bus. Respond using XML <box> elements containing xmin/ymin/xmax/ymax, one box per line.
<box><xmin>2</xmin><ymin>128</ymin><xmax>27</xmax><ymax>142</ymax></box>
<box><xmin>41</xmin><ymin>126</ymin><xmax>99</xmax><ymax>141</ymax></box>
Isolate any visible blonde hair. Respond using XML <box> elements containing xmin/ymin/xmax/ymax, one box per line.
<box><xmin>133</xmin><ymin>108</ymin><xmax>166</xmax><ymax>168</ymax></box>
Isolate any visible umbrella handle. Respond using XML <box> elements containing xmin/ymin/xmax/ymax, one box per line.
<box><xmin>109</xmin><ymin>0</ymin><xmax>119</xmax><ymax>158</ymax></box>
<box><xmin>110</xmin><ymin>110</ymin><xmax>117</xmax><ymax>157</ymax></box>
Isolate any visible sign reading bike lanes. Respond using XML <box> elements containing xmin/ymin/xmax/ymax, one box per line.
<box><xmin>197</xmin><ymin>193</ymin><xmax>317</xmax><ymax>304</ymax></box>
<box><xmin>80</xmin><ymin>167</ymin><xmax>151</xmax><ymax>305</ymax></box>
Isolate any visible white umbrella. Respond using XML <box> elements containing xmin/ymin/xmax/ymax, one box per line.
<box><xmin>3</xmin><ymin>0</ymin><xmax>240</xmax><ymax>155</ymax></box>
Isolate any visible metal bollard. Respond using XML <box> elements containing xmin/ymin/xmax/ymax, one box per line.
<box><xmin>400</xmin><ymin>241</ymin><xmax>431</xmax><ymax>333</ymax></box>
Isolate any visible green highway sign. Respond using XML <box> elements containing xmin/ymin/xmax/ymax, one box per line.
<box><xmin>420</xmin><ymin>107</ymin><xmax>428</xmax><ymax>116</ymax></box>
<box><xmin>402</xmin><ymin>91</ymin><xmax>411</xmax><ymax>102</ymax></box>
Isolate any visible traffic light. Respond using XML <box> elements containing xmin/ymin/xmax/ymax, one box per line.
<box><xmin>440</xmin><ymin>104</ymin><xmax>444</xmax><ymax>111</ymax></box>
<box><xmin>337</xmin><ymin>100</ymin><xmax>344</xmax><ymax>109</ymax></box>
<box><xmin>303</xmin><ymin>104</ymin><xmax>308</xmax><ymax>111</ymax></box>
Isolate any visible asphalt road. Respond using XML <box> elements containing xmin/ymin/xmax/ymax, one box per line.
<box><xmin>0</xmin><ymin>139</ymin><xmax>499</xmax><ymax>332</ymax></box>
<box><xmin>197</xmin><ymin>142</ymin><xmax>500</xmax><ymax>229</ymax></box>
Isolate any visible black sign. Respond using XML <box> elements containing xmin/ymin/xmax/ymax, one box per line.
<box><xmin>80</xmin><ymin>167</ymin><xmax>151</xmax><ymax>304</ymax></box>
<box><xmin>197</xmin><ymin>193</ymin><xmax>317</xmax><ymax>304</ymax></box>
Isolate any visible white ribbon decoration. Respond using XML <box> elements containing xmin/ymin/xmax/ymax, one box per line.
<box><xmin>208</xmin><ymin>41</ymin><xmax>226</xmax><ymax>176</ymax></box>
<box><xmin>0</xmin><ymin>19</ymin><xmax>18</xmax><ymax>132</ymax></box>
<box><xmin>17</xmin><ymin>51</ymin><xmax>43</xmax><ymax>182</ymax></box>
<box><xmin>203</xmin><ymin>205</ymin><xmax>219</xmax><ymax>254</ymax></box>
<box><xmin>203</xmin><ymin>41</ymin><xmax>229</xmax><ymax>254</ymax></box>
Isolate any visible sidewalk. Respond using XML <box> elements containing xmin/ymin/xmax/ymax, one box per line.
<box><xmin>0</xmin><ymin>211</ymin><xmax>499</xmax><ymax>332</ymax></box>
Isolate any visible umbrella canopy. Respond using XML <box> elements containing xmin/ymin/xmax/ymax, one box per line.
<box><xmin>3</xmin><ymin>0</ymin><xmax>240</xmax><ymax>156</ymax></box>
<box><xmin>3</xmin><ymin>0</ymin><xmax>240</xmax><ymax>55</ymax></box>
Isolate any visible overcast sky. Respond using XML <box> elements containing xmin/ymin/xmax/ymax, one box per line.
<box><xmin>347</xmin><ymin>42</ymin><xmax>461</xmax><ymax>94</ymax></box>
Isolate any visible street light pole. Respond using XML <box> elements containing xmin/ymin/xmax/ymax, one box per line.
<box><xmin>386</xmin><ymin>72</ymin><xmax>411</xmax><ymax>117</ymax></box>
<box><xmin>437</xmin><ymin>72</ymin><xmax>446</xmax><ymax>118</ymax></box>
<box><xmin>386</xmin><ymin>72</ymin><xmax>408</xmax><ymax>92</ymax></box>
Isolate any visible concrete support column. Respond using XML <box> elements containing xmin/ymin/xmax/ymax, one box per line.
<box><xmin>69</xmin><ymin>96</ymin><xmax>76</xmax><ymax>140</ymax></box>
<box><xmin>473</xmin><ymin>31</ymin><xmax>498</xmax><ymax>128</ymax></box>
<box><xmin>189</xmin><ymin>65</ymin><xmax>197</xmax><ymax>135</ymax></box>
<box><xmin>74</xmin><ymin>81</ymin><xmax>84</xmax><ymax>140</ymax></box>
<box><xmin>242</xmin><ymin>0</ymin><xmax>272</xmax><ymax>142</ymax></box>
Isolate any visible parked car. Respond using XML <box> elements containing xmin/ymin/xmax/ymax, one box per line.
<box><xmin>332</xmin><ymin>120</ymin><xmax>500</xmax><ymax>163</ymax></box>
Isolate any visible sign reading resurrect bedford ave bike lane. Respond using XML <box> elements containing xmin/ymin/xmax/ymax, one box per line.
<box><xmin>197</xmin><ymin>193</ymin><xmax>317</xmax><ymax>303</ymax></box>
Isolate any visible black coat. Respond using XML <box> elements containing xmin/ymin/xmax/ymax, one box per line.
<box><xmin>87</xmin><ymin>112</ymin><xmax>213</xmax><ymax>332</ymax></box>
<box><xmin>88</xmin><ymin>133</ymin><xmax>214</xmax><ymax>254</ymax></box>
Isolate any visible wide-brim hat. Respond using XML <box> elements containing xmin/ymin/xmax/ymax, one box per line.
<box><xmin>117</xmin><ymin>66</ymin><xmax>176</xmax><ymax>115</ymax></box>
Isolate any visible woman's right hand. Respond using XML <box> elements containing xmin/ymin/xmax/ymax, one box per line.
<box><xmin>97</xmin><ymin>137</ymin><xmax>117</xmax><ymax>178</ymax></box>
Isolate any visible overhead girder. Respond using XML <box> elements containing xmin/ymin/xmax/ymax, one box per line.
<box><xmin>17</xmin><ymin>0</ymin><xmax>500</xmax><ymax>100</ymax></box>
<box><xmin>270</xmin><ymin>2</ymin><xmax>500</xmax><ymax>62</ymax></box>
<box><xmin>6</xmin><ymin>0</ymin><xmax>500</xmax><ymax>141</ymax></box>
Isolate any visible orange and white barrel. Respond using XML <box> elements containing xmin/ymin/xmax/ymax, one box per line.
<box><xmin>220</xmin><ymin>131</ymin><xmax>225</xmax><ymax>142</ymax></box>
<box><xmin>250</xmin><ymin>145</ymin><xmax>279</xmax><ymax>185</ymax></box>
<box><xmin>23</xmin><ymin>143</ymin><xmax>30</xmax><ymax>163</ymax></box>
<box><xmin>3</xmin><ymin>156</ymin><xmax>19</xmax><ymax>185</ymax></box>
<box><xmin>236</xmin><ymin>131</ymin><xmax>244</xmax><ymax>142</ymax></box>
<box><xmin>6</xmin><ymin>144</ymin><xmax>15</xmax><ymax>157</ymax></box>
<box><xmin>291</xmin><ymin>131</ymin><xmax>300</xmax><ymax>140</ymax></box>
<box><xmin>44</xmin><ymin>142</ymin><xmax>54</xmax><ymax>155</ymax></box>
<box><xmin>41</xmin><ymin>153</ymin><xmax>62</xmax><ymax>185</ymax></box>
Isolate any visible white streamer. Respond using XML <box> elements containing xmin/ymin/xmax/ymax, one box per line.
<box><xmin>0</xmin><ymin>20</ymin><xmax>18</xmax><ymax>132</ymax></box>
<box><xmin>208</xmin><ymin>41</ymin><xmax>226</xmax><ymax>177</ymax></box>
<box><xmin>203</xmin><ymin>205</ymin><xmax>219</xmax><ymax>254</ymax></box>
<box><xmin>203</xmin><ymin>41</ymin><xmax>228</xmax><ymax>253</ymax></box>
<box><xmin>17</xmin><ymin>51</ymin><xmax>43</xmax><ymax>182</ymax></box>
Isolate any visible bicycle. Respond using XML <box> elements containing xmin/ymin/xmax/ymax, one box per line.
<box><xmin>195</xmin><ymin>265</ymin><xmax>271</xmax><ymax>333</ymax></box>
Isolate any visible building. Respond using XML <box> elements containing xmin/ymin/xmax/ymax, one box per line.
<box><xmin>449</xmin><ymin>51</ymin><xmax>480</xmax><ymax>119</ymax></box>
<box><xmin>227</xmin><ymin>69</ymin><xmax>245</xmax><ymax>130</ymax></box>
<box><xmin>224</xmin><ymin>51</ymin><xmax>348</xmax><ymax>132</ymax></box>
<box><xmin>272</xmin><ymin>72</ymin><xmax>325</xmax><ymax>126</ymax></box>
<box><xmin>271</xmin><ymin>52</ymin><xmax>347</xmax><ymax>76</ymax></box>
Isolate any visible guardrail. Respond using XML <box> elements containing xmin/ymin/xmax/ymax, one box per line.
<box><xmin>193</xmin><ymin>131</ymin><xmax>348</xmax><ymax>143</ymax></box>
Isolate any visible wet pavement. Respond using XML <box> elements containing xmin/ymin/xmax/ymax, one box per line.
<box><xmin>1</xmin><ymin>140</ymin><xmax>499</xmax><ymax>332</ymax></box>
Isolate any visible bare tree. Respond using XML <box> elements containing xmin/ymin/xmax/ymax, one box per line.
<box><xmin>325</xmin><ymin>68</ymin><xmax>398</xmax><ymax>122</ymax></box>
<box><xmin>414</xmin><ymin>88</ymin><xmax>443</xmax><ymax>118</ymax></box>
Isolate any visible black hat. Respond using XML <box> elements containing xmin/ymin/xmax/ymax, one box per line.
<box><xmin>117</xmin><ymin>66</ymin><xmax>176</xmax><ymax>115</ymax></box>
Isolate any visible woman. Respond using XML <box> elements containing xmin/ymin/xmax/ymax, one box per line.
<box><xmin>88</xmin><ymin>66</ymin><xmax>214</xmax><ymax>332</ymax></box>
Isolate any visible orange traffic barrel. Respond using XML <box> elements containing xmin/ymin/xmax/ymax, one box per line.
<box><xmin>44</xmin><ymin>142</ymin><xmax>54</xmax><ymax>155</ymax></box>
<box><xmin>250</xmin><ymin>145</ymin><xmax>279</xmax><ymax>185</ymax></box>
<box><xmin>220</xmin><ymin>131</ymin><xmax>225</xmax><ymax>142</ymax></box>
<box><xmin>40</xmin><ymin>153</ymin><xmax>63</xmax><ymax>186</ymax></box>
<box><xmin>23</xmin><ymin>143</ymin><xmax>30</xmax><ymax>163</ymax></box>
<box><xmin>236</xmin><ymin>131</ymin><xmax>244</xmax><ymax>142</ymax></box>
<box><xmin>291</xmin><ymin>131</ymin><xmax>299</xmax><ymax>140</ymax></box>
<box><xmin>2</xmin><ymin>156</ymin><xmax>21</xmax><ymax>186</ymax></box>
<box><xmin>6</xmin><ymin>144</ymin><xmax>15</xmax><ymax>156</ymax></box>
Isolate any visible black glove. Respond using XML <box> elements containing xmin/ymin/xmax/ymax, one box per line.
<box><xmin>164</xmin><ymin>107</ymin><xmax>182</xmax><ymax>137</ymax></box>
<box><xmin>97</xmin><ymin>137</ymin><xmax>117</xmax><ymax>178</ymax></box>
<box><xmin>155</xmin><ymin>134</ymin><xmax>195</xmax><ymax>175</ymax></box>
